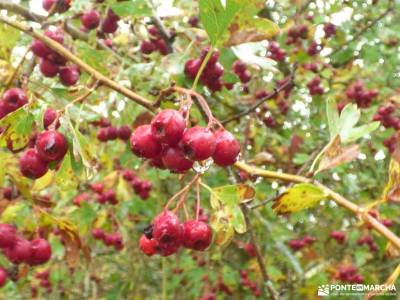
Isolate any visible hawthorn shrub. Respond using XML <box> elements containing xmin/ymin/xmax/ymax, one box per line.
<box><xmin>0</xmin><ymin>0</ymin><xmax>399</xmax><ymax>299</ymax></box>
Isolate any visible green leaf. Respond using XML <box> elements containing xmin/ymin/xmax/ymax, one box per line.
<box><xmin>110</xmin><ymin>0</ymin><xmax>151</xmax><ymax>17</ymax></box>
<box><xmin>272</xmin><ymin>183</ymin><xmax>327</xmax><ymax>214</ymax></box>
<box><xmin>0</xmin><ymin>106</ymin><xmax>35</xmax><ymax>151</ymax></box>
<box><xmin>75</xmin><ymin>41</ymin><xmax>111</xmax><ymax>75</ymax></box>
<box><xmin>55</xmin><ymin>153</ymin><xmax>79</xmax><ymax>191</ymax></box>
<box><xmin>326</xmin><ymin>97</ymin><xmax>340</xmax><ymax>139</ymax></box>
<box><xmin>232</xmin><ymin>206</ymin><xmax>246</xmax><ymax>234</ymax></box>
<box><xmin>337</xmin><ymin>103</ymin><xmax>360</xmax><ymax>138</ymax></box>
<box><xmin>342</xmin><ymin>121</ymin><xmax>380</xmax><ymax>144</ymax></box>
<box><xmin>0</xmin><ymin>23</ymin><xmax>20</xmax><ymax>60</ymax></box>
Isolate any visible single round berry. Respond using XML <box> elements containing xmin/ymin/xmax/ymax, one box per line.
<box><xmin>97</xmin><ymin>128</ymin><xmax>108</xmax><ymax>142</ymax></box>
<box><xmin>73</xmin><ymin>192</ymin><xmax>89</xmax><ymax>206</ymax></box>
<box><xmin>232</xmin><ymin>60</ymin><xmax>247</xmax><ymax>74</ymax></box>
<box><xmin>6</xmin><ymin>238</ymin><xmax>32</xmax><ymax>264</ymax></box>
<box><xmin>2</xmin><ymin>88</ymin><xmax>28</xmax><ymax>113</ymax></box>
<box><xmin>139</xmin><ymin>234</ymin><xmax>159</xmax><ymax>256</ymax></box>
<box><xmin>180</xmin><ymin>126</ymin><xmax>216</xmax><ymax>161</ymax></box>
<box><xmin>104</xmin><ymin>189</ymin><xmax>117</xmax><ymax>204</ymax></box>
<box><xmin>39</xmin><ymin>59</ymin><xmax>59</xmax><ymax>77</ymax></box>
<box><xmin>90</xmin><ymin>183</ymin><xmax>104</xmax><ymax>194</ymax></box>
<box><xmin>35</xmin><ymin>130</ymin><xmax>68</xmax><ymax>162</ymax></box>
<box><xmin>122</xmin><ymin>169</ymin><xmax>136</xmax><ymax>181</ymax></box>
<box><xmin>153</xmin><ymin>211</ymin><xmax>183</xmax><ymax>248</ymax></box>
<box><xmin>188</xmin><ymin>16</ymin><xmax>199</xmax><ymax>27</ymax></box>
<box><xmin>31</xmin><ymin>39</ymin><xmax>52</xmax><ymax>58</ymax></box>
<box><xmin>140</xmin><ymin>41</ymin><xmax>155</xmax><ymax>54</ymax></box>
<box><xmin>117</xmin><ymin>125</ymin><xmax>132</xmax><ymax>141</ymax></box>
<box><xmin>101</xmin><ymin>17</ymin><xmax>118</xmax><ymax>34</ymax></box>
<box><xmin>0</xmin><ymin>267</ymin><xmax>7</xmax><ymax>288</ymax></box>
<box><xmin>212</xmin><ymin>130</ymin><xmax>240</xmax><ymax>166</ymax></box>
<box><xmin>59</xmin><ymin>65</ymin><xmax>80</xmax><ymax>86</ymax></box>
<box><xmin>106</xmin><ymin>126</ymin><xmax>118</xmax><ymax>140</ymax></box>
<box><xmin>92</xmin><ymin>228</ymin><xmax>105</xmax><ymax>240</ymax></box>
<box><xmin>161</xmin><ymin>146</ymin><xmax>193</xmax><ymax>173</ymax></box>
<box><xmin>130</xmin><ymin>125</ymin><xmax>162</xmax><ymax>159</ymax></box>
<box><xmin>151</xmin><ymin>109</ymin><xmax>186</xmax><ymax>146</ymax></box>
<box><xmin>80</xmin><ymin>10</ymin><xmax>101</xmax><ymax>30</ymax></box>
<box><xmin>44</xmin><ymin>29</ymin><xmax>64</xmax><ymax>44</ymax></box>
<box><xmin>19</xmin><ymin>148</ymin><xmax>49</xmax><ymax>179</ymax></box>
<box><xmin>182</xmin><ymin>220</ymin><xmax>212</xmax><ymax>251</ymax></box>
<box><xmin>43</xmin><ymin>108</ymin><xmax>60</xmax><ymax>130</ymax></box>
<box><xmin>184</xmin><ymin>59</ymin><xmax>201</xmax><ymax>79</ymax></box>
<box><xmin>0</xmin><ymin>224</ymin><xmax>17</xmax><ymax>248</ymax></box>
<box><xmin>29</xmin><ymin>238</ymin><xmax>52</xmax><ymax>266</ymax></box>
<box><xmin>3</xmin><ymin>187</ymin><xmax>13</xmax><ymax>200</ymax></box>
<box><xmin>153</xmin><ymin>39</ymin><xmax>169</xmax><ymax>55</ymax></box>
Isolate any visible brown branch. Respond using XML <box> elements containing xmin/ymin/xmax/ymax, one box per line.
<box><xmin>329</xmin><ymin>0</ymin><xmax>394</xmax><ymax>57</ymax></box>
<box><xmin>0</xmin><ymin>15</ymin><xmax>156</xmax><ymax>112</ymax></box>
<box><xmin>241</xmin><ymin>204</ymin><xmax>278</xmax><ymax>299</ymax></box>
<box><xmin>234</xmin><ymin>161</ymin><xmax>400</xmax><ymax>251</ymax></box>
<box><xmin>222</xmin><ymin>63</ymin><xmax>298</xmax><ymax>125</ymax></box>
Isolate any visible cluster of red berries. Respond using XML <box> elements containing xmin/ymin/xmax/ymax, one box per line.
<box><xmin>19</xmin><ymin>129</ymin><xmax>68</xmax><ymax>179</ymax></box>
<box><xmin>330</xmin><ymin>230</ymin><xmax>346</xmax><ymax>245</ymax></box>
<box><xmin>267</xmin><ymin>41</ymin><xmax>286</xmax><ymax>62</ymax></box>
<box><xmin>346</xmin><ymin>81</ymin><xmax>379</xmax><ymax>108</ymax></box>
<box><xmin>288</xmin><ymin>235</ymin><xmax>316</xmax><ymax>251</ymax></box>
<box><xmin>122</xmin><ymin>169</ymin><xmax>152</xmax><ymax>200</ymax></box>
<box><xmin>0</xmin><ymin>88</ymin><xmax>28</xmax><ymax>120</ymax></box>
<box><xmin>232</xmin><ymin>60</ymin><xmax>252</xmax><ymax>84</ymax></box>
<box><xmin>34</xmin><ymin>270</ymin><xmax>52</xmax><ymax>294</ymax></box>
<box><xmin>130</xmin><ymin>109</ymin><xmax>240</xmax><ymax>173</ymax></box>
<box><xmin>97</xmin><ymin>125</ymin><xmax>132</xmax><ymax>142</ymax></box>
<box><xmin>277</xmin><ymin>76</ymin><xmax>295</xmax><ymax>99</ymax></box>
<box><xmin>307</xmin><ymin>76</ymin><xmax>324</xmax><ymax>95</ymax></box>
<box><xmin>239</xmin><ymin>270</ymin><xmax>262</xmax><ymax>297</ymax></box>
<box><xmin>357</xmin><ymin>235</ymin><xmax>378</xmax><ymax>252</ymax></box>
<box><xmin>373</xmin><ymin>104</ymin><xmax>400</xmax><ymax>130</ymax></box>
<box><xmin>324</xmin><ymin>23</ymin><xmax>337</xmax><ymax>38</ymax></box>
<box><xmin>307</xmin><ymin>40</ymin><xmax>323</xmax><ymax>56</ymax></box>
<box><xmin>303</xmin><ymin>62</ymin><xmax>319</xmax><ymax>73</ymax></box>
<box><xmin>334</xmin><ymin>265</ymin><xmax>363</xmax><ymax>284</ymax></box>
<box><xmin>0</xmin><ymin>224</ymin><xmax>52</xmax><ymax>268</ymax></box>
<box><xmin>184</xmin><ymin>48</ymin><xmax>226</xmax><ymax>92</ymax></box>
<box><xmin>31</xmin><ymin>29</ymin><xmax>80</xmax><ymax>86</ymax></box>
<box><xmin>140</xmin><ymin>26</ymin><xmax>169</xmax><ymax>55</ymax></box>
<box><xmin>383</xmin><ymin>134</ymin><xmax>397</xmax><ymax>154</ymax></box>
<box><xmin>139</xmin><ymin>210</ymin><xmax>212</xmax><ymax>257</ymax></box>
<box><xmin>42</xmin><ymin>0</ymin><xmax>70</xmax><ymax>13</ymax></box>
<box><xmin>81</xmin><ymin>9</ymin><xmax>120</xmax><ymax>34</ymax></box>
<box><xmin>286</xmin><ymin>24</ymin><xmax>308</xmax><ymax>45</ymax></box>
<box><xmin>92</xmin><ymin>228</ymin><xmax>124</xmax><ymax>251</ymax></box>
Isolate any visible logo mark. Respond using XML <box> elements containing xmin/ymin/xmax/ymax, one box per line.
<box><xmin>318</xmin><ymin>285</ymin><xmax>330</xmax><ymax>296</ymax></box>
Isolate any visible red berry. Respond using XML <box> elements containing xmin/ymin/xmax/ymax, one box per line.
<box><xmin>130</xmin><ymin>125</ymin><xmax>162</xmax><ymax>159</ymax></box>
<box><xmin>96</xmin><ymin>193</ymin><xmax>107</xmax><ymax>204</ymax></box>
<box><xmin>80</xmin><ymin>10</ymin><xmax>101</xmax><ymax>30</ymax></box>
<box><xmin>161</xmin><ymin>146</ymin><xmax>193</xmax><ymax>173</ymax></box>
<box><xmin>44</xmin><ymin>29</ymin><xmax>64</xmax><ymax>44</ymax></box>
<box><xmin>29</xmin><ymin>238</ymin><xmax>52</xmax><ymax>265</ymax></box>
<box><xmin>182</xmin><ymin>220</ymin><xmax>212</xmax><ymax>251</ymax></box>
<box><xmin>106</xmin><ymin>126</ymin><xmax>118</xmax><ymax>140</ymax></box>
<box><xmin>140</xmin><ymin>41</ymin><xmax>155</xmax><ymax>54</ymax></box>
<box><xmin>153</xmin><ymin>211</ymin><xmax>183</xmax><ymax>249</ymax></box>
<box><xmin>184</xmin><ymin>59</ymin><xmax>201</xmax><ymax>79</ymax></box>
<box><xmin>139</xmin><ymin>235</ymin><xmax>159</xmax><ymax>256</ymax></box>
<box><xmin>31</xmin><ymin>39</ymin><xmax>52</xmax><ymax>58</ymax></box>
<box><xmin>117</xmin><ymin>125</ymin><xmax>132</xmax><ymax>141</ymax></box>
<box><xmin>181</xmin><ymin>126</ymin><xmax>216</xmax><ymax>161</ymax></box>
<box><xmin>0</xmin><ymin>224</ymin><xmax>16</xmax><ymax>248</ymax></box>
<box><xmin>243</xmin><ymin>243</ymin><xmax>257</xmax><ymax>257</ymax></box>
<box><xmin>238</xmin><ymin>70</ymin><xmax>251</xmax><ymax>83</ymax></box>
<box><xmin>35</xmin><ymin>130</ymin><xmax>68</xmax><ymax>162</ymax></box>
<box><xmin>59</xmin><ymin>65</ymin><xmax>80</xmax><ymax>86</ymax></box>
<box><xmin>90</xmin><ymin>183</ymin><xmax>104</xmax><ymax>194</ymax></box>
<box><xmin>148</xmin><ymin>26</ymin><xmax>160</xmax><ymax>38</ymax></box>
<box><xmin>330</xmin><ymin>230</ymin><xmax>346</xmax><ymax>244</ymax></box>
<box><xmin>153</xmin><ymin>39</ymin><xmax>169</xmax><ymax>55</ymax></box>
<box><xmin>188</xmin><ymin>16</ymin><xmax>199</xmax><ymax>27</ymax></box>
<box><xmin>97</xmin><ymin>128</ymin><xmax>108</xmax><ymax>142</ymax></box>
<box><xmin>212</xmin><ymin>130</ymin><xmax>240</xmax><ymax>166</ymax></box>
<box><xmin>101</xmin><ymin>17</ymin><xmax>118</xmax><ymax>34</ymax></box>
<box><xmin>2</xmin><ymin>88</ymin><xmax>28</xmax><ymax>113</ymax></box>
<box><xmin>149</xmin><ymin>154</ymin><xmax>165</xmax><ymax>169</ymax></box>
<box><xmin>43</xmin><ymin>108</ymin><xmax>60</xmax><ymax>129</ymax></box>
<box><xmin>19</xmin><ymin>148</ymin><xmax>49</xmax><ymax>179</ymax></box>
<box><xmin>92</xmin><ymin>228</ymin><xmax>105</xmax><ymax>240</ymax></box>
<box><xmin>232</xmin><ymin>60</ymin><xmax>246</xmax><ymax>74</ymax></box>
<box><xmin>0</xmin><ymin>267</ymin><xmax>7</xmax><ymax>288</ymax></box>
<box><xmin>73</xmin><ymin>192</ymin><xmax>89</xmax><ymax>206</ymax></box>
<box><xmin>3</xmin><ymin>187</ymin><xmax>13</xmax><ymax>200</ymax></box>
<box><xmin>151</xmin><ymin>109</ymin><xmax>186</xmax><ymax>146</ymax></box>
<box><xmin>104</xmin><ymin>189</ymin><xmax>117</xmax><ymax>204</ymax></box>
<box><xmin>122</xmin><ymin>169</ymin><xmax>136</xmax><ymax>181</ymax></box>
<box><xmin>6</xmin><ymin>238</ymin><xmax>32</xmax><ymax>264</ymax></box>
<box><xmin>39</xmin><ymin>59</ymin><xmax>59</xmax><ymax>77</ymax></box>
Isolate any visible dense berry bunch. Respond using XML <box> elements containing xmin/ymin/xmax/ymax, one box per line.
<box><xmin>130</xmin><ymin>109</ymin><xmax>240</xmax><ymax>173</ymax></box>
<box><xmin>31</xmin><ymin>29</ymin><xmax>80</xmax><ymax>86</ymax></box>
<box><xmin>34</xmin><ymin>270</ymin><xmax>52</xmax><ymax>294</ymax></box>
<box><xmin>306</xmin><ymin>76</ymin><xmax>324</xmax><ymax>95</ymax></box>
<box><xmin>286</xmin><ymin>24</ymin><xmax>308</xmax><ymax>45</ymax></box>
<box><xmin>307</xmin><ymin>40</ymin><xmax>323</xmax><ymax>56</ymax></box>
<box><xmin>122</xmin><ymin>169</ymin><xmax>152</xmax><ymax>200</ymax></box>
<box><xmin>232</xmin><ymin>60</ymin><xmax>252</xmax><ymax>84</ymax></box>
<box><xmin>0</xmin><ymin>88</ymin><xmax>28</xmax><ymax>120</ymax></box>
<box><xmin>267</xmin><ymin>41</ymin><xmax>286</xmax><ymax>62</ymax></box>
<box><xmin>303</xmin><ymin>62</ymin><xmax>319</xmax><ymax>73</ymax></box>
<box><xmin>346</xmin><ymin>81</ymin><xmax>379</xmax><ymax>108</ymax></box>
<box><xmin>288</xmin><ymin>235</ymin><xmax>316</xmax><ymax>251</ymax></box>
<box><xmin>373</xmin><ymin>104</ymin><xmax>400</xmax><ymax>130</ymax></box>
<box><xmin>19</xmin><ymin>129</ymin><xmax>68</xmax><ymax>179</ymax></box>
<box><xmin>239</xmin><ymin>270</ymin><xmax>262</xmax><ymax>297</ymax></box>
<box><xmin>139</xmin><ymin>211</ymin><xmax>212</xmax><ymax>257</ymax></box>
<box><xmin>330</xmin><ymin>230</ymin><xmax>346</xmax><ymax>245</ymax></box>
<box><xmin>97</xmin><ymin>125</ymin><xmax>132</xmax><ymax>142</ymax></box>
<box><xmin>357</xmin><ymin>235</ymin><xmax>378</xmax><ymax>252</ymax></box>
<box><xmin>184</xmin><ymin>48</ymin><xmax>226</xmax><ymax>92</ymax></box>
<box><xmin>334</xmin><ymin>265</ymin><xmax>364</xmax><ymax>284</ymax></box>
<box><xmin>383</xmin><ymin>134</ymin><xmax>398</xmax><ymax>153</ymax></box>
<box><xmin>92</xmin><ymin>228</ymin><xmax>124</xmax><ymax>251</ymax></box>
<box><xmin>140</xmin><ymin>26</ymin><xmax>169</xmax><ymax>55</ymax></box>
<box><xmin>0</xmin><ymin>224</ymin><xmax>52</xmax><ymax>268</ymax></box>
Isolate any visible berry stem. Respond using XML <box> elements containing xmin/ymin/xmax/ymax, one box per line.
<box><xmin>191</xmin><ymin>46</ymin><xmax>213</xmax><ymax>90</ymax></box>
<box><xmin>164</xmin><ymin>174</ymin><xmax>201</xmax><ymax>210</ymax></box>
<box><xmin>196</xmin><ymin>179</ymin><xmax>201</xmax><ymax>220</ymax></box>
